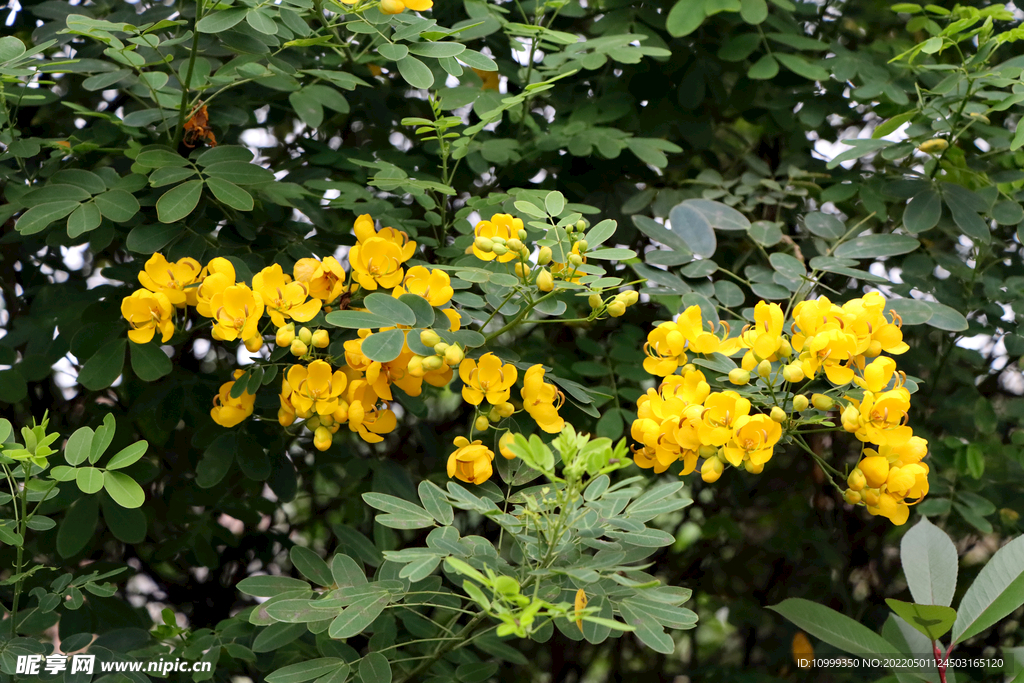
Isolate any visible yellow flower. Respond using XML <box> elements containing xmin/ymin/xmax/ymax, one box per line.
<box><xmin>287</xmin><ymin>360</ymin><xmax>349</xmax><ymax>416</ymax></box>
<box><xmin>442</xmin><ymin>308</ymin><xmax>462</xmax><ymax>331</ymax></box>
<box><xmin>350</xmin><ymin>237</ymin><xmax>406</xmax><ymax>290</ymax></box>
<box><xmin>675</xmin><ymin>305</ymin><xmax>731</xmax><ymax>355</ymax></box>
<box><xmin>459</xmin><ymin>352</ymin><xmax>518</xmax><ymax>405</ymax></box>
<box><xmin>643</xmin><ymin>322</ymin><xmax>688</xmax><ymax>377</ymax></box>
<box><xmin>551</xmin><ymin>242</ymin><xmax>586</xmax><ymax>284</ymax></box>
<box><xmin>472</xmin><ymin>68</ymin><xmax>500</xmax><ymax>91</ymax></box>
<box><xmin>843</xmin><ymin>292</ymin><xmax>910</xmax><ymax>356</ymax></box>
<box><xmin>380</xmin><ymin>0</ymin><xmax>432</xmax><ymax>14</ymax></box>
<box><xmin>521</xmin><ymin>365</ymin><xmax>565</xmax><ymax>434</ymax></box>
<box><xmin>138</xmin><ymin>253</ymin><xmax>202</xmax><ymax>307</ymax></box>
<box><xmin>211</xmin><ymin>370</ymin><xmax>255</xmax><ymax>428</ymax></box>
<box><xmin>845</xmin><ymin>389</ymin><xmax>913</xmax><ymax>447</ymax></box>
<box><xmin>195</xmin><ymin>257</ymin><xmax>236</xmax><ymax>318</ymax></box>
<box><xmin>498</xmin><ymin>432</ymin><xmax>517</xmax><ymax>459</ymax></box>
<box><xmin>855</xmin><ymin>356</ymin><xmax>899</xmax><ymax>393</ymax></box>
<box><xmin>210</xmin><ymin>284</ymin><xmax>264</xmax><ymax>342</ymax></box>
<box><xmin>253</xmin><ymin>264</ymin><xmax>322</xmax><ymax>327</ymax></box>
<box><xmin>345</xmin><ymin>380</ymin><xmax>398</xmax><ymax>443</ymax></box>
<box><xmin>446</xmin><ymin>436</ymin><xmax>494</xmax><ymax>484</ymax></box>
<box><xmin>354</xmin><ymin>214</ymin><xmax>417</xmax><ymax>262</ymax></box>
<box><xmin>294</xmin><ymin>256</ymin><xmax>347</xmax><ymax>302</ymax></box>
<box><xmin>121</xmin><ymin>289</ymin><xmax>175</xmax><ymax>344</ymax></box>
<box><xmin>721</xmin><ymin>414</ymin><xmax>782</xmax><ymax>467</ymax></box>
<box><xmin>740</xmin><ymin>301</ymin><xmax>785</xmax><ymax>359</ymax></box>
<box><xmin>697</xmin><ymin>391</ymin><xmax>751</xmax><ymax>447</ymax></box>
<box><xmin>393</xmin><ymin>266</ymin><xmax>454</xmax><ymax>306</ymax></box>
<box><xmin>472</xmin><ymin>214</ymin><xmax>523</xmax><ymax>263</ymax></box>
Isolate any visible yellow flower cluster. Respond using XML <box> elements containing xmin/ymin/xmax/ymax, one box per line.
<box><xmin>632</xmin><ymin>294</ymin><xmax>928</xmax><ymax>525</ymax></box>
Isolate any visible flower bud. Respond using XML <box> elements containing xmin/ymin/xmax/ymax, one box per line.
<box><xmin>537</xmin><ymin>269</ymin><xmax>554</xmax><ymax>292</ymax></box>
<box><xmin>420</xmin><ymin>329</ymin><xmax>442</xmax><ymax>347</ymax></box>
<box><xmin>847</xmin><ymin>468</ymin><xmax>867</xmax><ymax>492</ymax></box>
<box><xmin>515</xmin><ymin>262</ymin><xmax>530</xmax><ymax>278</ymax></box>
<box><xmin>474</xmin><ymin>236</ymin><xmax>494</xmax><ymax>253</ymax></box>
<box><xmin>607</xmin><ymin>301</ymin><xmax>626</xmax><ymax>317</ymax></box>
<box><xmin>244</xmin><ymin>335</ymin><xmax>264</xmax><ymax>353</ymax></box>
<box><xmin>380</xmin><ymin>0</ymin><xmax>404</xmax><ymax>13</ymax></box>
<box><xmin>682</xmin><ymin>363</ymin><xmax>697</xmax><ymax>375</ymax></box>
<box><xmin>743</xmin><ymin>460</ymin><xmax>764</xmax><ymax>474</ymax></box>
<box><xmin>782</xmin><ymin>364</ymin><xmax>805</xmax><ymax>383</ymax></box>
<box><xmin>859</xmin><ymin>456</ymin><xmax>890</xmax><ymax>488</ymax></box>
<box><xmin>568</xmin><ymin>253</ymin><xmax>584</xmax><ymax>267</ymax></box>
<box><xmin>844</xmin><ymin>488</ymin><xmax>862</xmax><ymax>505</ymax></box>
<box><xmin>499</xmin><ymin>432</ymin><xmax>517</xmax><ymax>459</ymax></box>
<box><xmin>576</xmin><ymin>219</ymin><xmax>587</xmax><ymax>231</ymax></box>
<box><xmin>757</xmin><ymin>359</ymin><xmax>772</xmax><ymax>378</ymax></box>
<box><xmin>862</xmin><ymin>488</ymin><xmax>880</xmax><ymax>506</ymax></box>
<box><xmin>311</xmin><ymin>329</ymin><xmax>330</xmax><ymax>348</ymax></box>
<box><xmin>319</xmin><ymin>414</ymin><xmax>335</xmax><ymax>427</ymax></box>
<box><xmin>491</xmin><ymin>236</ymin><xmax>507</xmax><ymax>246</ymax></box>
<box><xmin>777</xmin><ymin>338</ymin><xmax>792</xmax><ymax>358</ymax></box>
<box><xmin>576</xmin><ymin>240</ymin><xmax>588</xmax><ymax>252</ymax></box>
<box><xmin>298</xmin><ymin>327</ymin><xmax>313</xmax><ymax>345</ymax></box>
<box><xmin>491</xmin><ymin>244</ymin><xmax>509</xmax><ymax>256</ymax></box>
<box><xmin>588</xmin><ymin>293</ymin><xmax>603</xmax><ymax>309</ymax></box>
<box><xmin>968</xmin><ymin>112</ymin><xmax>991</xmax><ymax>124</ymax></box>
<box><xmin>518</xmin><ymin>228</ymin><xmax>527</xmax><ymax>240</ymax></box>
<box><xmin>333</xmin><ymin>401</ymin><xmax>349</xmax><ymax>423</ymax></box>
<box><xmin>496</xmin><ymin>402</ymin><xmax>515</xmax><ymax>418</ymax></box>
<box><xmin>701</xmin><ymin>456</ymin><xmax>724</xmax><ymax>483</ymax></box>
<box><xmin>537</xmin><ymin>246</ymin><xmax>553</xmax><ymax>265</ymax></box>
<box><xmin>728</xmin><ymin>368</ymin><xmax>750</xmax><ymax>385</ymax></box>
<box><xmin>444</xmin><ymin>344</ymin><xmax>465</xmax><ymax>366</ymax></box>
<box><xmin>407</xmin><ymin>355</ymin><xmax>426</xmax><ymax>378</ymax></box>
<box><xmin>306</xmin><ymin>415</ymin><xmax>321</xmax><ymax>431</ymax></box>
<box><xmin>866</xmin><ymin>340</ymin><xmax>882</xmax><ymax>357</ymax></box>
<box><xmin>618</xmin><ymin>290</ymin><xmax>639</xmax><ymax>306</ymax></box>
<box><xmin>313</xmin><ymin>426</ymin><xmax>333</xmax><ymax>451</ymax></box>
<box><xmin>698</xmin><ymin>444</ymin><xmax>718</xmax><ymax>459</ymax></box>
<box><xmin>475</xmin><ymin>415</ymin><xmax>490</xmax><ymax>432</ymax></box>
<box><xmin>841</xmin><ymin>405</ymin><xmax>860</xmax><ymax>432</ymax></box>
<box><xmin>278</xmin><ymin>408</ymin><xmax>295</xmax><ymax>427</ymax></box>
<box><xmin>811</xmin><ymin>393</ymin><xmax>834</xmax><ymax>411</ymax></box>
<box><xmin>793</xmin><ymin>394</ymin><xmax>809</xmax><ymax>412</ymax></box>
<box><xmin>290</xmin><ymin>339</ymin><xmax>309</xmax><ymax>357</ymax></box>
<box><xmin>488</xmin><ymin>406</ymin><xmax>502</xmax><ymax>422</ymax></box>
<box><xmin>506</xmin><ymin>238</ymin><xmax>524</xmax><ymax>252</ymax></box>
<box><xmin>422</xmin><ymin>355</ymin><xmax>444</xmax><ymax>371</ymax></box>
<box><xmin>276</xmin><ymin>325</ymin><xmax>296</xmax><ymax>347</ymax></box>
<box><xmin>918</xmin><ymin>138</ymin><xmax>949</xmax><ymax>155</ymax></box>
<box><xmin>434</xmin><ymin>342</ymin><xmax>450</xmax><ymax>355</ymax></box>
<box><xmin>770</xmin><ymin>406</ymin><xmax>787</xmax><ymax>423</ymax></box>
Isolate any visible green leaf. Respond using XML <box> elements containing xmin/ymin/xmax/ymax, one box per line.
<box><xmin>666</xmin><ymin>0</ymin><xmax>706</xmax><ymax>37</ymax></box>
<box><xmin>266</xmin><ymin>659</ymin><xmax>347</xmax><ymax>683</ymax></box>
<box><xmin>775</xmin><ymin>53</ymin><xmax>830</xmax><ymax>80</ymax></box>
<box><xmin>900</xmin><ymin>516</ymin><xmax>958</xmax><ymax>607</ymax></box>
<box><xmin>246</xmin><ymin>8</ymin><xmax>278</xmax><ymax>35</ymax></box>
<box><xmin>136</xmin><ymin>149</ymin><xmax>188</xmax><ymax>168</ymax></box>
<box><xmin>358</xmin><ymin>652</ymin><xmax>391</xmax><ymax>683</ymax></box>
<box><xmin>91</xmin><ymin>414</ymin><xmax>116</xmax><ymax>464</ymax></box>
<box><xmin>804</xmin><ymin>212</ymin><xmax>845</xmax><ymax>239</ymax></box>
<box><xmin>0</xmin><ymin>36</ymin><xmax>27</xmax><ymax>61</ymax></box>
<box><xmin>363</xmin><ymin>293</ymin><xmax>417</xmax><ymax>325</ymax></box>
<box><xmin>418</xmin><ymin>480</ymin><xmax>454</xmax><ymax>525</ymax></box>
<box><xmin>0</xmin><ymin>369</ymin><xmax>28</xmax><ymax>404</ymax></box>
<box><xmin>78</xmin><ymin>338</ymin><xmax>126</xmax><ymax>391</ymax></box>
<box><xmin>157</xmin><ymin>180</ymin><xmax>203</xmax><ymax>223</ymax></box>
<box><xmin>57</xmin><ymin>496</ymin><xmax>98</xmax><ymax>558</ymax></box>
<box><xmin>103</xmin><ymin>471</ymin><xmax>145</xmax><ymax>508</ymax></box>
<box><xmin>126</xmin><ymin>223</ymin><xmax>181</xmax><ymax>253</ymax></box>
<box><xmin>196</xmin><ymin>8</ymin><xmax>248</xmax><ymax>33</ymax></box>
<box><xmin>129</xmin><ymin>340</ymin><xmax>172</xmax><ymax>380</ymax></box>
<box><xmin>64</xmin><ymin>427</ymin><xmax>94</xmax><ymax>466</ymax></box>
<box><xmin>668</xmin><ymin>202</ymin><xmax>716</xmax><ymax>258</ymax></box>
<box><xmin>626</xmin><ymin>482</ymin><xmax>691</xmax><ymax>522</ymax></box>
<box><xmin>545</xmin><ymin>190</ymin><xmax>565</xmax><ymax>216</ymax></box>
<box><xmin>207</xmin><ymin>177</ymin><xmax>254</xmax><ymax>211</ymax></box>
<box><xmin>331</xmin><ymin>552</ymin><xmax>369</xmax><ymax>588</ymax></box>
<box><xmin>747</xmin><ymin>54</ymin><xmax>779</xmax><ymax>80</ymax></box>
<box><xmin>16</xmin><ymin>201</ymin><xmax>80</xmax><ymax>235</ymax></box>
<box><xmin>992</xmin><ymin>201</ymin><xmax>1024</xmax><ymax>225</ymax></box>
<box><xmin>102</xmin><ymin>501</ymin><xmax>147</xmax><ymax>544</ymax></box>
<box><xmin>408</xmin><ymin>41</ymin><xmax>465</xmax><ymax>58</ymax></box>
<box><xmin>325</xmin><ymin>310</ymin><xmax>393</xmax><ymax>329</ymax></box>
<box><xmin>904</xmin><ymin>190</ymin><xmax>941</xmax><ymax>234</ymax></box>
<box><xmin>884</xmin><ymin>599</ymin><xmax>956</xmax><ymax>641</ymax></box>
<box><xmin>67</xmin><ymin>202</ymin><xmax>102</xmax><ymax>238</ymax></box>
<box><xmin>974</xmin><ymin>397</ymin><xmax>996</xmax><ymax>435</ymax></box>
<box><xmin>587</xmin><ymin>248</ymin><xmax>636</xmax><ymax>260</ymax></box>
<box><xmin>0</xmin><ymin>524</ymin><xmax>24</xmax><ymax>547</ymax></box>
<box><xmin>769</xmin><ymin>598</ymin><xmax>895</xmax><ymax>660</ymax></box>
<box><xmin>952</xmin><ymin>535</ymin><xmax>1024</xmax><ymax>643</ymax></box>
<box><xmin>826</xmin><ymin>139</ymin><xmax>892</xmax><ymax>169</ymax></box>
<box><xmin>203</xmin><ymin>161</ymin><xmax>275</xmax><ymax>185</ymax></box>
<box><xmin>832</xmin><ymin>234</ymin><xmax>920</xmax><ymax>260</ymax></box>
<box><xmin>1012</xmin><ymin>118</ymin><xmax>1024</xmax><ymax>151</ymax></box>
<box><xmin>197</xmin><ymin>433</ymin><xmax>235</xmax><ymax>489</ymax></box>
<box><xmin>378</xmin><ymin>44</ymin><xmax>409</xmax><ymax>61</ymax></box>
<box><xmin>873</xmin><ymin>110</ymin><xmax>917</xmax><ymax>139</ymax></box>
<box><xmin>923</xmin><ymin>301</ymin><xmax>968</xmax><ymax>332</ymax></box>
<box><xmin>398</xmin><ymin>294</ymin><xmax>434</xmax><ymax>327</ymax></box>
<box><xmin>289</xmin><ymin>89</ymin><xmax>325</xmax><ymax>128</ymax></box>
<box><xmin>397</xmin><ymin>55</ymin><xmax>434</xmax><ymax>89</ymax></box>
<box><xmin>360</xmin><ymin>329</ymin><xmax>406</xmax><ymax>363</ymax></box>
<box><xmin>290</xmin><ymin>546</ymin><xmax>334</xmax><ymax>587</ymax></box>
<box><xmin>76</xmin><ymin>467</ymin><xmax>104</xmax><ymax>494</ymax></box>
<box><xmin>329</xmin><ymin>594</ymin><xmax>390</xmax><ymax>639</ymax></box>
<box><xmin>631</xmin><ymin>215</ymin><xmax>692</xmax><ymax>254</ymax></box>
<box><xmin>362</xmin><ymin>492</ymin><xmax>435</xmax><ymax>529</ymax></box>
<box><xmin>238</xmin><ymin>575</ymin><xmax>311</xmax><ymax>597</ymax></box>
<box><xmin>683</xmin><ymin>198</ymin><xmax>750</xmax><ymax>231</ymax></box>
<box><xmin>94</xmin><ymin>189</ymin><xmax>140</xmax><ymax>222</ymax></box>
<box><xmin>106</xmin><ymin>440</ymin><xmax>148</xmax><ymax>470</ymax></box>
<box><xmin>739</xmin><ymin>0</ymin><xmax>768</xmax><ymax>23</ymax></box>
<box><xmin>618</xmin><ymin>601</ymin><xmax>674</xmax><ymax>653</ymax></box>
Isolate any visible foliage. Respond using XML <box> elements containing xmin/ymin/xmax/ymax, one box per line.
<box><xmin>2</xmin><ymin>0</ymin><xmax>1024</xmax><ymax>681</ymax></box>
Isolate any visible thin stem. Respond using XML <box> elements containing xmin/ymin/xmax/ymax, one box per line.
<box><xmin>394</xmin><ymin>612</ymin><xmax>487</xmax><ymax>683</ymax></box>
<box><xmin>172</xmin><ymin>0</ymin><xmax>205</xmax><ymax>149</ymax></box>
<box><xmin>483</xmin><ymin>291</ymin><xmax>557</xmax><ymax>343</ymax></box>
